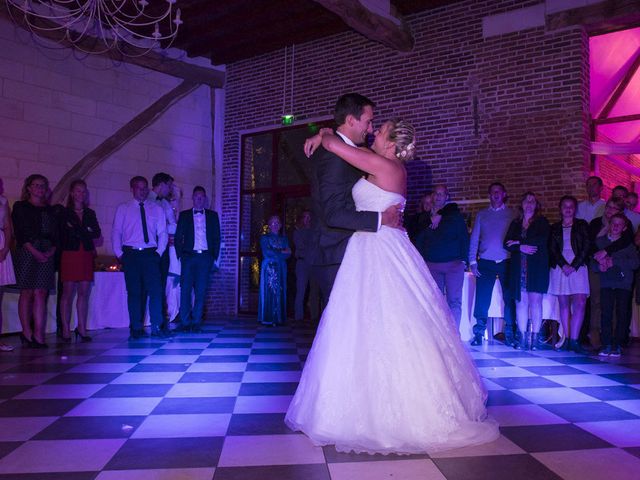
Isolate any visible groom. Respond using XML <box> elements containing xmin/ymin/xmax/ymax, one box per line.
<box><xmin>310</xmin><ymin>93</ymin><xmax>402</xmax><ymax>298</ymax></box>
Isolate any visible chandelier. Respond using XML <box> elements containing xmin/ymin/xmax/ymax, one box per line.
<box><xmin>5</xmin><ymin>0</ymin><xmax>183</xmax><ymax>56</ymax></box>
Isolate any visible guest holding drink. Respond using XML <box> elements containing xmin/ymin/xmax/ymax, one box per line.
<box><xmin>12</xmin><ymin>174</ymin><xmax>57</xmax><ymax>348</ymax></box>
<box><xmin>58</xmin><ymin>180</ymin><xmax>101</xmax><ymax>342</ymax></box>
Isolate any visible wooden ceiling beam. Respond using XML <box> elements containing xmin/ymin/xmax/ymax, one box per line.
<box><xmin>179</xmin><ymin>0</ymin><xmax>335</xmax><ymax>45</ymax></box>
<box><xmin>311</xmin><ymin>0</ymin><xmax>414</xmax><ymax>51</ymax></box>
<box><xmin>598</xmin><ymin>46</ymin><xmax>640</xmax><ymax>119</ymax></box>
<box><xmin>593</xmin><ymin>113</ymin><xmax>640</xmax><ymax>125</ymax></box>
<box><xmin>0</xmin><ymin>4</ymin><xmax>224</xmax><ymax>87</ymax></box>
<box><xmin>187</xmin><ymin>16</ymin><xmax>346</xmax><ymax>62</ymax></box>
<box><xmin>547</xmin><ymin>0</ymin><xmax>640</xmax><ymax>33</ymax></box>
<box><xmin>51</xmin><ymin>80</ymin><xmax>200</xmax><ymax>205</ymax></box>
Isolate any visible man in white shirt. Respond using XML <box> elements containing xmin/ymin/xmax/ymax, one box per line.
<box><xmin>112</xmin><ymin>176</ymin><xmax>168</xmax><ymax>339</ymax></box>
<box><xmin>576</xmin><ymin>176</ymin><xmax>605</xmax><ymax>223</ymax></box>
<box><xmin>148</xmin><ymin>172</ymin><xmax>176</xmax><ymax>321</ymax></box>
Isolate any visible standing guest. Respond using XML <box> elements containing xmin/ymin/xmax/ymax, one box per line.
<box><xmin>148</xmin><ymin>172</ymin><xmax>176</xmax><ymax>323</ymax></box>
<box><xmin>112</xmin><ymin>176</ymin><xmax>168</xmax><ymax>339</ymax></box>
<box><xmin>293</xmin><ymin>210</ymin><xmax>320</xmax><ymax>323</ymax></box>
<box><xmin>587</xmin><ymin>198</ymin><xmax>631</xmax><ymax>348</ymax></box>
<box><xmin>12</xmin><ymin>174</ymin><xmax>57</xmax><ymax>348</ymax></box>
<box><xmin>406</xmin><ymin>192</ymin><xmax>432</xmax><ymax>243</ymax></box>
<box><xmin>174</xmin><ymin>186</ymin><xmax>220</xmax><ymax>333</ymax></box>
<box><xmin>0</xmin><ymin>178</ymin><xmax>16</xmax><ymax>351</ymax></box>
<box><xmin>624</xmin><ymin>191</ymin><xmax>640</xmax><ymax>233</ymax></box>
<box><xmin>626</xmin><ymin>191</ymin><xmax>639</xmax><ymax>213</ymax></box>
<box><xmin>577</xmin><ymin>176</ymin><xmax>605</xmax><ymax>223</ymax></box>
<box><xmin>258</xmin><ymin>215</ymin><xmax>291</xmax><ymax>326</ymax></box>
<box><xmin>504</xmin><ymin>192</ymin><xmax>550</xmax><ymax>350</ymax></box>
<box><xmin>58</xmin><ymin>180</ymin><xmax>101</xmax><ymax>342</ymax></box>
<box><xmin>165</xmin><ymin>183</ymin><xmax>184</xmax><ymax>321</ymax></box>
<box><xmin>548</xmin><ymin>196</ymin><xmax>591</xmax><ymax>353</ymax></box>
<box><xmin>611</xmin><ymin>185</ymin><xmax>629</xmax><ymax>201</ymax></box>
<box><xmin>468</xmin><ymin>182</ymin><xmax>517</xmax><ymax>346</ymax></box>
<box><xmin>415</xmin><ymin>184</ymin><xmax>468</xmax><ymax>327</ymax></box>
<box><xmin>594</xmin><ymin>213</ymin><xmax>639</xmax><ymax>357</ymax></box>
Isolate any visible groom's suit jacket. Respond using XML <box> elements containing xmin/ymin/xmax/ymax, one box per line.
<box><xmin>310</xmin><ymin>134</ymin><xmax>379</xmax><ymax>266</ymax></box>
<box><xmin>174</xmin><ymin>209</ymin><xmax>221</xmax><ymax>261</ymax></box>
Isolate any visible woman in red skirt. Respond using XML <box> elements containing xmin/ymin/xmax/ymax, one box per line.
<box><xmin>58</xmin><ymin>180</ymin><xmax>101</xmax><ymax>342</ymax></box>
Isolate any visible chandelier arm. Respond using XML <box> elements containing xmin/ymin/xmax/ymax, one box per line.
<box><xmin>6</xmin><ymin>0</ymin><xmax>182</xmax><ymax>57</ymax></box>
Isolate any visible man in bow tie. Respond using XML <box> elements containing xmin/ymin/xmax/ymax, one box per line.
<box><xmin>174</xmin><ymin>186</ymin><xmax>221</xmax><ymax>332</ymax></box>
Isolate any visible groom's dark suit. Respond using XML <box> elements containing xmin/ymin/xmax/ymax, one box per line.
<box><xmin>174</xmin><ymin>208</ymin><xmax>221</xmax><ymax>329</ymax></box>
<box><xmin>311</xmin><ymin>134</ymin><xmax>379</xmax><ymax>297</ymax></box>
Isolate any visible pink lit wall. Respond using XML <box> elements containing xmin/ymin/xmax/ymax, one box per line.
<box><xmin>590</xmin><ymin>27</ymin><xmax>640</xmax><ymax>192</ymax></box>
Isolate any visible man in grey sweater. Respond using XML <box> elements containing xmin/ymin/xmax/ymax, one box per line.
<box><xmin>469</xmin><ymin>182</ymin><xmax>517</xmax><ymax>346</ymax></box>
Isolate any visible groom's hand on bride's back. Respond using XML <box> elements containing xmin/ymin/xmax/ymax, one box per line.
<box><xmin>381</xmin><ymin>204</ymin><xmax>403</xmax><ymax>230</ymax></box>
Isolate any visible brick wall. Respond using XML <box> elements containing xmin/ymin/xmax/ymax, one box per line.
<box><xmin>210</xmin><ymin>0</ymin><xmax>591</xmax><ymax>315</ymax></box>
<box><xmin>0</xmin><ymin>17</ymin><xmax>215</xmax><ymax>257</ymax></box>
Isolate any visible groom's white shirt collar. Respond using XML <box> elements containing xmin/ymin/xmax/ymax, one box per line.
<box><xmin>336</xmin><ymin>131</ymin><xmax>356</xmax><ymax>147</ymax></box>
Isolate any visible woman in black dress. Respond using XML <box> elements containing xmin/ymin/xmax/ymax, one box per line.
<box><xmin>12</xmin><ymin>174</ymin><xmax>57</xmax><ymax>347</ymax></box>
<box><xmin>504</xmin><ymin>192</ymin><xmax>550</xmax><ymax>350</ymax></box>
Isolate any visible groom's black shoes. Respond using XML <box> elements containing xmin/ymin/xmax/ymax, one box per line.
<box><xmin>470</xmin><ymin>335</ymin><xmax>483</xmax><ymax>346</ymax></box>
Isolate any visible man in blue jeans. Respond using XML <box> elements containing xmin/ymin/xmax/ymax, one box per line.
<box><xmin>468</xmin><ymin>182</ymin><xmax>516</xmax><ymax>346</ymax></box>
<box><xmin>174</xmin><ymin>186</ymin><xmax>221</xmax><ymax>332</ymax></box>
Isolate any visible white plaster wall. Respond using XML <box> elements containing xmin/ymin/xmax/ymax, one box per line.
<box><xmin>0</xmin><ymin>17</ymin><xmax>215</xmax><ymax>257</ymax></box>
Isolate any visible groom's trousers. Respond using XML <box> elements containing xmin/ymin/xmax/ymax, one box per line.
<box><xmin>316</xmin><ymin>264</ymin><xmax>340</xmax><ymax>306</ymax></box>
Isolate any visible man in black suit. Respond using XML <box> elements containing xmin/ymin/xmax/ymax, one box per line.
<box><xmin>174</xmin><ymin>186</ymin><xmax>221</xmax><ymax>332</ymax></box>
<box><xmin>310</xmin><ymin>93</ymin><xmax>402</xmax><ymax>298</ymax></box>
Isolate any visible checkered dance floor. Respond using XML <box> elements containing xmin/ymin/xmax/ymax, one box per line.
<box><xmin>0</xmin><ymin>319</ymin><xmax>640</xmax><ymax>479</ymax></box>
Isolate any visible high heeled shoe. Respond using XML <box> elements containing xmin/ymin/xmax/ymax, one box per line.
<box><xmin>19</xmin><ymin>333</ymin><xmax>34</xmax><ymax>347</ymax></box>
<box><xmin>31</xmin><ymin>339</ymin><xmax>48</xmax><ymax>349</ymax></box>
<box><xmin>74</xmin><ymin>328</ymin><xmax>92</xmax><ymax>342</ymax></box>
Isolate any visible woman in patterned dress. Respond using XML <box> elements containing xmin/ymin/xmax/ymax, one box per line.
<box><xmin>12</xmin><ymin>174</ymin><xmax>57</xmax><ymax>348</ymax></box>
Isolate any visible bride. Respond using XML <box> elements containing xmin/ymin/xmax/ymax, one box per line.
<box><xmin>284</xmin><ymin>119</ymin><xmax>499</xmax><ymax>454</ymax></box>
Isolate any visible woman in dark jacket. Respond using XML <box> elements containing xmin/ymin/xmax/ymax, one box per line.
<box><xmin>504</xmin><ymin>192</ymin><xmax>550</xmax><ymax>350</ymax></box>
<box><xmin>12</xmin><ymin>174</ymin><xmax>57</xmax><ymax>347</ymax></box>
<box><xmin>58</xmin><ymin>180</ymin><xmax>101</xmax><ymax>342</ymax></box>
<box><xmin>548</xmin><ymin>195</ymin><xmax>591</xmax><ymax>353</ymax></box>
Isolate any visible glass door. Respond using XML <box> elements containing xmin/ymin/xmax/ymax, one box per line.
<box><xmin>238</xmin><ymin>121</ymin><xmax>329</xmax><ymax>314</ymax></box>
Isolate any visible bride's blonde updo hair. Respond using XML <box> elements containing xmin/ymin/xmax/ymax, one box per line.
<box><xmin>388</xmin><ymin>119</ymin><xmax>416</xmax><ymax>162</ymax></box>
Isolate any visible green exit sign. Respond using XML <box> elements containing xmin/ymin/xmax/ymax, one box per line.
<box><xmin>281</xmin><ymin>114</ymin><xmax>294</xmax><ymax>125</ymax></box>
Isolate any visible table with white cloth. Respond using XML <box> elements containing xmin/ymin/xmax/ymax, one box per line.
<box><xmin>629</xmin><ymin>304</ymin><xmax>640</xmax><ymax>338</ymax></box>
<box><xmin>459</xmin><ymin>272</ymin><xmax>561</xmax><ymax>342</ymax></box>
<box><xmin>1</xmin><ymin>272</ymin><xmax>129</xmax><ymax>334</ymax></box>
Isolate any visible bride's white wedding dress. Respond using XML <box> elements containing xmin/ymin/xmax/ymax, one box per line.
<box><xmin>285</xmin><ymin>178</ymin><xmax>499</xmax><ymax>454</ymax></box>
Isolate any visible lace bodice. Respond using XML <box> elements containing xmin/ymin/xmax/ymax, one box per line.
<box><xmin>352</xmin><ymin>178</ymin><xmax>406</xmax><ymax>212</ymax></box>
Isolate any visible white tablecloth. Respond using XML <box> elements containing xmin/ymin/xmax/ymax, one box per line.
<box><xmin>1</xmin><ymin>272</ymin><xmax>129</xmax><ymax>334</ymax></box>
<box><xmin>459</xmin><ymin>272</ymin><xmax>560</xmax><ymax>341</ymax></box>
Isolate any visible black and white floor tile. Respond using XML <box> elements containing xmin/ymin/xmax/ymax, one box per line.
<box><xmin>0</xmin><ymin>319</ymin><xmax>639</xmax><ymax>479</ymax></box>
